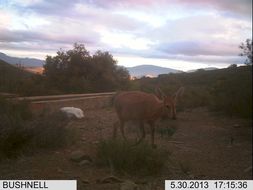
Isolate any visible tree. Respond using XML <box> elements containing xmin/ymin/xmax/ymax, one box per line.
<box><xmin>43</xmin><ymin>43</ymin><xmax>130</xmax><ymax>93</ymax></box>
<box><xmin>228</xmin><ymin>64</ymin><xmax>237</xmax><ymax>68</ymax></box>
<box><xmin>239</xmin><ymin>39</ymin><xmax>252</xmax><ymax>65</ymax></box>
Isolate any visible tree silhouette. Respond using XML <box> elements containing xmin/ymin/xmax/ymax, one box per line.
<box><xmin>239</xmin><ymin>39</ymin><xmax>252</xmax><ymax>65</ymax></box>
<box><xmin>43</xmin><ymin>43</ymin><xmax>130</xmax><ymax>93</ymax></box>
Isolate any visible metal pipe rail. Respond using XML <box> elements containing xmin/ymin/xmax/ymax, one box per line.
<box><xmin>14</xmin><ymin>92</ymin><xmax>116</xmax><ymax>102</ymax></box>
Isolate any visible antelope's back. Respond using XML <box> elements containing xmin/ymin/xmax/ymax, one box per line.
<box><xmin>113</xmin><ymin>91</ymin><xmax>160</xmax><ymax>121</ymax></box>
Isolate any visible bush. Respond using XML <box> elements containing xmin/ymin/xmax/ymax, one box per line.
<box><xmin>0</xmin><ymin>97</ymin><xmax>33</xmax><ymax>158</ymax></box>
<box><xmin>0</xmin><ymin>98</ymin><xmax>76</xmax><ymax>159</ymax></box>
<box><xmin>0</xmin><ymin>115</ymin><xmax>33</xmax><ymax>158</ymax></box>
<box><xmin>30</xmin><ymin>112</ymin><xmax>76</xmax><ymax>149</ymax></box>
<box><xmin>209</xmin><ymin>66</ymin><xmax>252</xmax><ymax>118</ymax></box>
<box><xmin>96</xmin><ymin>139</ymin><xmax>169</xmax><ymax>176</ymax></box>
<box><xmin>157</xmin><ymin>125</ymin><xmax>177</xmax><ymax>139</ymax></box>
<box><xmin>0</xmin><ymin>97</ymin><xmax>32</xmax><ymax>121</ymax></box>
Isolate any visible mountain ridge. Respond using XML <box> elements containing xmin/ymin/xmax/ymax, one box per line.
<box><xmin>126</xmin><ymin>65</ymin><xmax>181</xmax><ymax>78</ymax></box>
<box><xmin>0</xmin><ymin>52</ymin><xmax>44</xmax><ymax>67</ymax></box>
<box><xmin>0</xmin><ymin>52</ymin><xmax>220</xmax><ymax>77</ymax></box>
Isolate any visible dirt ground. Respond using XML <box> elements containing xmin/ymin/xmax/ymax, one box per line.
<box><xmin>0</xmin><ymin>107</ymin><xmax>252</xmax><ymax>190</ymax></box>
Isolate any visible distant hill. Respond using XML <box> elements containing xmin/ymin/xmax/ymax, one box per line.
<box><xmin>0</xmin><ymin>59</ymin><xmax>34</xmax><ymax>93</ymax></box>
<box><xmin>0</xmin><ymin>59</ymin><xmax>33</xmax><ymax>77</ymax></box>
<box><xmin>187</xmin><ymin>67</ymin><xmax>218</xmax><ymax>73</ymax></box>
<box><xmin>126</xmin><ymin>65</ymin><xmax>181</xmax><ymax>78</ymax></box>
<box><xmin>0</xmin><ymin>52</ymin><xmax>44</xmax><ymax>67</ymax></box>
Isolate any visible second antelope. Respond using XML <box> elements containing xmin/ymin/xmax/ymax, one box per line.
<box><xmin>113</xmin><ymin>87</ymin><xmax>184</xmax><ymax>147</ymax></box>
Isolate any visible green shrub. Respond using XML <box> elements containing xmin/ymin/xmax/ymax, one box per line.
<box><xmin>30</xmin><ymin>112</ymin><xmax>76</xmax><ymax>149</ymax></box>
<box><xmin>0</xmin><ymin>115</ymin><xmax>33</xmax><ymax>158</ymax></box>
<box><xmin>0</xmin><ymin>98</ymin><xmax>76</xmax><ymax>159</ymax></box>
<box><xmin>96</xmin><ymin>139</ymin><xmax>169</xmax><ymax>176</ymax></box>
<box><xmin>209</xmin><ymin>67</ymin><xmax>252</xmax><ymax>118</ymax></box>
<box><xmin>0</xmin><ymin>98</ymin><xmax>33</xmax><ymax>158</ymax></box>
<box><xmin>158</xmin><ymin>125</ymin><xmax>177</xmax><ymax>138</ymax></box>
<box><xmin>0</xmin><ymin>97</ymin><xmax>32</xmax><ymax>121</ymax></box>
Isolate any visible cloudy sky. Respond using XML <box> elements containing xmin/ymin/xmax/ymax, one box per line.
<box><xmin>0</xmin><ymin>0</ymin><xmax>252</xmax><ymax>71</ymax></box>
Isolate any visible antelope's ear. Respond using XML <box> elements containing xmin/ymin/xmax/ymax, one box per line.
<box><xmin>155</xmin><ymin>87</ymin><xmax>165</xmax><ymax>100</ymax></box>
<box><xmin>173</xmin><ymin>87</ymin><xmax>185</xmax><ymax>104</ymax></box>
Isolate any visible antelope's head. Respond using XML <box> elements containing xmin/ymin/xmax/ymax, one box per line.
<box><xmin>155</xmin><ymin>87</ymin><xmax>184</xmax><ymax>120</ymax></box>
<box><xmin>163</xmin><ymin>95</ymin><xmax>177</xmax><ymax>120</ymax></box>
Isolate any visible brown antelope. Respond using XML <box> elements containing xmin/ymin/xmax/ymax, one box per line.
<box><xmin>113</xmin><ymin>87</ymin><xmax>184</xmax><ymax>147</ymax></box>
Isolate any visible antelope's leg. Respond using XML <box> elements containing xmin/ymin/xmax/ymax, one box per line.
<box><xmin>149</xmin><ymin>121</ymin><xmax>156</xmax><ymax>148</ymax></box>
<box><xmin>119</xmin><ymin>120</ymin><xmax>127</xmax><ymax>140</ymax></box>
<box><xmin>139</xmin><ymin>120</ymin><xmax>146</xmax><ymax>141</ymax></box>
<box><xmin>113</xmin><ymin>121</ymin><xmax>119</xmax><ymax>138</ymax></box>
<box><xmin>134</xmin><ymin>121</ymin><xmax>145</xmax><ymax>145</ymax></box>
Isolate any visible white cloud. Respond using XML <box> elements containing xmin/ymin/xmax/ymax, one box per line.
<box><xmin>0</xmin><ymin>10</ymin><xmax>12</xmax><ymax>28</ymax></box>
<box><xmin>100</xmin><ymin>31</ymin><xmax>154</xmax><ymax>50</ymax></box>
<box><xmin>0</xmin><ymin>0</ymin><xmax>251</xmax><ymax>70</ymax></box>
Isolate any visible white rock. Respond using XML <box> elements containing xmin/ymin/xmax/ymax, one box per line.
<box><xmin>60</xmin><ymin>107</ymin><xmax>84</xmax><ymax>119</ymax></box>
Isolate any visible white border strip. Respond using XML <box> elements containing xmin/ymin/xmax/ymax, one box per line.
<box><xmin>0</xmin><ymin>180</ymin><xmax>76</xmax><ymax>190</ymax></box>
